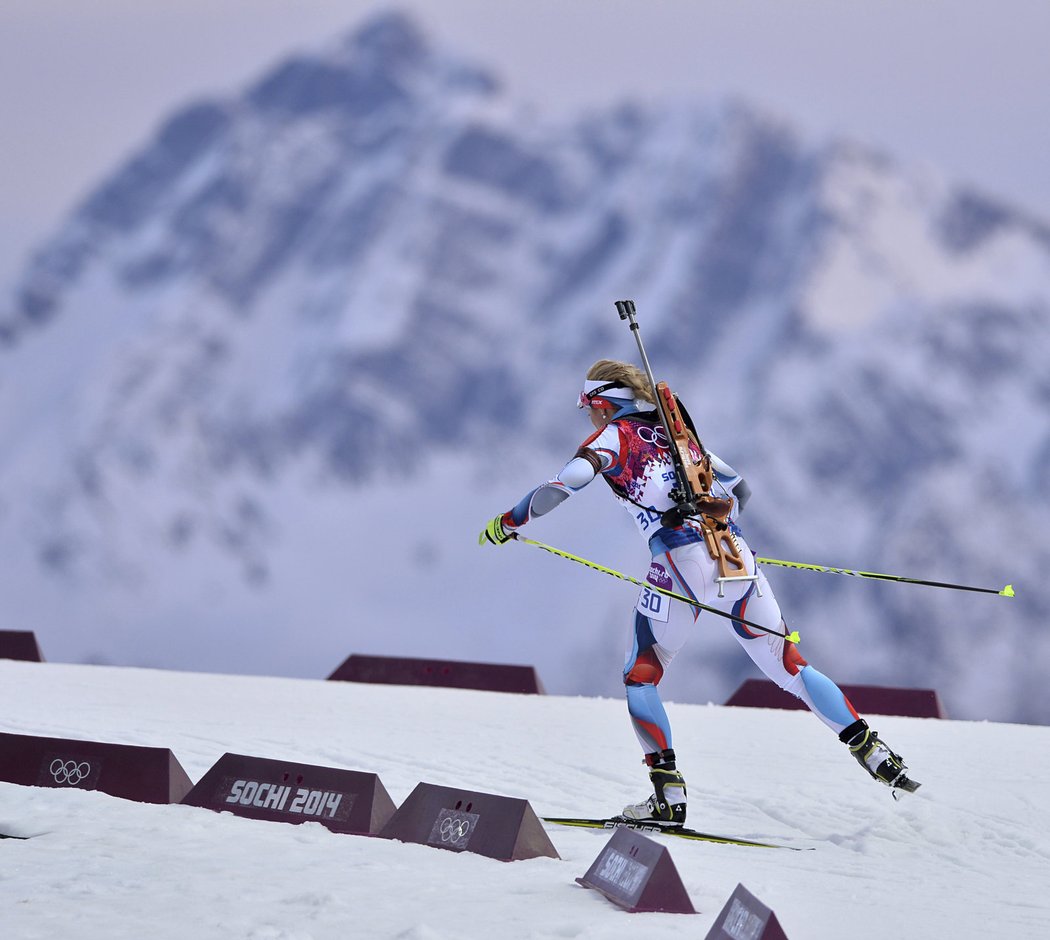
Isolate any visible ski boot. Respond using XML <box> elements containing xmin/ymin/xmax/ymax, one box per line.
<box><xmin>620</xmin><ymin>748</ymin><xmax>687</xmax><ymax>827</ymax></box>
<box><xmin>840</xmin><ymin>719</ymin><xmax>920</xmax><ymax>797</ymax></box>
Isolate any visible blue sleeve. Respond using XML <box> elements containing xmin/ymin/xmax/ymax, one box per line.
<box><xmin>506</xmin><ymin>456</ymin><xmax>597</xmax><ymax>527</ymax></box>
<box><xmin>504</xmin><ymin>425</ymin><xmax>621</xmax><ymax>528</ymax></box>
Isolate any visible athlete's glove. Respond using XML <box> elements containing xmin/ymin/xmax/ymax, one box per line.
<box><xmin>478</xmin><ymin>513</ymin><xmax>515</xmax><ymax>546</ymax></box>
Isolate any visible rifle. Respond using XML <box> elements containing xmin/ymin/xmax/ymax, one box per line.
<box><xmin>614</xmin><ymin>300</ymin><xmax>753</xmax><ymax>595</ymax></box>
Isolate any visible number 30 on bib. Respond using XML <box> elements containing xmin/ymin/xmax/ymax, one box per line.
<box><xmin>636</xmin><ymin>585</ymin><xmax>670</xmax><ymax>622</ymax></box>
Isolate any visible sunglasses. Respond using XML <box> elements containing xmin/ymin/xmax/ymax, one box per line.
<box><xmin>577</xmin><ymin>381</ymin><xmax>621</xmax><ymax>409</ymax></box>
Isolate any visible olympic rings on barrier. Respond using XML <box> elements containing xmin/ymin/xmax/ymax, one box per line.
<box><xmin>439</xmin><ymin>815</ymin><xmax>473</xmax><ymax>842</ymax></box>
<box><xmin>49</xmin><ymin>758</ymin><xmax>92</xmax><ymax>786</ymax></box>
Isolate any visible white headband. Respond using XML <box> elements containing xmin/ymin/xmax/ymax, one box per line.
<box><xmin>582</xmin><ymin>379</ymin><xmax>635</xmax><ymax>400</ymax></box>
<box><xmin>578</xmin><ymin>378</ymin><xmax>658</xmax><ymax>412</ymax></box>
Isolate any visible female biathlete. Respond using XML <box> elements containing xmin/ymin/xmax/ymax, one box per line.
<box><xmin>479</xmin><ymin>359</ymin><xmax>917</xmax><ymax>826</ymax></box>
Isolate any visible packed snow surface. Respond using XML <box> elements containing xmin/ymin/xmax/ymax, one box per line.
<box><xmin>2</xmin><ymin>660</ymin><xmax>1049</xmax><ymax>939</ymax></box>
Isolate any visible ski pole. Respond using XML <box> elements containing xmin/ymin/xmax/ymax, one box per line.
<box><xmin>512</xmin><ymin>534</ymin><xmax>801</xmax><ymax>643</ymax></box>
<box><xmin>755</xmin><ymin>556</ymin><xmax>1015</xmax><ymax>598</ymax></box>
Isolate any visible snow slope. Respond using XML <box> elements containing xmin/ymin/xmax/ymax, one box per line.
<box><xmin>2</xmin><ymin>660</ymin><xmax>1049</xmax><ymax>939</ymax></box>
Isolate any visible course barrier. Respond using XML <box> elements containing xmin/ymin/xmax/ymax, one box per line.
<box><xmin>724</xmin><ymin>678</ymin><xmax>947</xmax><ymax>719</ymax></box>
<box><xmin>0</xmin><ymin>731</ymin><xmax>192</xmax><ymax>803</ymax></box>
<box><xmin>328</xmin><ymin>654</ymin><xmax>545</xmax><ymax>694</ymax></box>
<box><xmin>0</xmin><ymin>630</ymin><xmax>44</xmax><ymax>662</ymax></box>
<box><xmin>378</xmin><ymin>782</ymin><xmax>558</xmax><ymax>861</ymax></box>
<box><xmin>182</xmin><ymin>752</ymin><xmax>396</xmax><ymax>835</ymax></box>
<box><xmin>704</xmin><ymin>883</ymin><xmax>790</xmax><ymax>939</ymax></box>
<box><xmin>575</xmin><ymin>827</ymin><xmax>696</xmax><ymax>914</ymax></box>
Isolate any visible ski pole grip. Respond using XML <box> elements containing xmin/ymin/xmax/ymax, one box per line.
<box><xmin>614</xmin><ymin>299</ymin><xmax>636</xmax><ymax>322</ymax></box>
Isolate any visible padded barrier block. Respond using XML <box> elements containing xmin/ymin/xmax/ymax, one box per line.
<box><xmin>724</xmin><ymin>678</ymin><xmax>947</xmax><ymax>719</ymax></box>
<box><xmin>0</xmin><ymin>630</ymin><xmax>44</xmax><ymax>662</ymax></box>
<box><xmin>182</xmin><ymin>752</ymin><xmax>395</xmax><ymax>835</ymax></box>
<box><xmin>378</xmin><ymin>782</ymin><xmax>559</xmax><ymax>861</ymax></box>
<box><xmin>575</xmin><ymin>827</ymin><xmax>696</xmax><ymax>914</ymax></box>
<box><xmin>704</xmin><ymin>883</ymin><xmax>789</xmax><ymax>939</ymax></box>
<box><xmin>0</xmin><ymin>731</ymin><xmax>192</xmax><ymax>803</ymax></box>
<box><xmin>328</xmin><ymin>654</ymin><xmax>545</xmax><ymax>694</ymax></box>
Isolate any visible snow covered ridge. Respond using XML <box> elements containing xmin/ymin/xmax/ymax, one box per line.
<box><xmin>0</xmin><ymin>11</ymin><xmax>1046</xmax><ymax>726</ymax></box>
<box><xmin>2</xmin><ymin>662</ymin><xmax>1050</xmax><ymax>939</ymax></box>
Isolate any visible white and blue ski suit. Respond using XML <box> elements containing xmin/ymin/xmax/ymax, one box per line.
<box><xmin>498</xmin><ymin>403</ymin><xmax>863</xmax><ymax>762</ymax></box>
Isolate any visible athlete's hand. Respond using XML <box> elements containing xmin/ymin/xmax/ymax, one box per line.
<box><xmin>478</xmin><ymin>514</ymin><xmax>515</xmax><ymax>546</ymax></box>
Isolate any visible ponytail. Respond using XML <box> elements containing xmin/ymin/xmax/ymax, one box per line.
<box><xmin>585</xmin><ymin>359</ymin><xmax>656</xmax><ymax>405</ymax></box>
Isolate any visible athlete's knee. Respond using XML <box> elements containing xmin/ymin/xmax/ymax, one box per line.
<box><xmin>624</xmin><ymin>648</ymin><xmax>664</xmax><ymax>686</ymax></box>
<box><xmin>782</xmin><ymin>637</ymin><xmax>808</xmax><ymax>675</ymax></box>
<box><xmin>754</xmin><ymin>634</ymin><xmax>809</xmax><ymax>693</ymax></box>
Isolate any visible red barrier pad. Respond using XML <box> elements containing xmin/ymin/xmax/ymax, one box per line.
<box><xmin>378</xmin><ymin>782</ymin><xmax>559</xmax><ymax>861</ymax></box>
<box><xmin>724</xmin><ymin>678</ymin><xmax>947</xmax><ymax>718</ymax></box>
<box><xmin>328</xmin><ymin>654</ymin><xmax>545</xmax><ymax>694</ymax></box>
<box><xmin>182</xmin><ymin>752</ymin><xmax>395</xmax><ymax>835</ymax></box>
<box><xmin>0</xmin><ymin>731</ymin><xmax>192</xmax><ymax>803</ymax></box>
<box><xmin>0</xmin><ymin>631</ymin><xmax>45</xmax><ymax>662</ymax></box>
<box><xmin>576</xmin><ymin>827</ymin><xmax>696</xmax><ymax>914</ymax></box>
<box><xmin>704</xmin><ymin>883</ymin><xmax>790</xmax><ymax>939</ymax></box>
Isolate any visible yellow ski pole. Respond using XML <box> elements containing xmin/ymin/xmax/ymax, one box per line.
<box><xmin>756</xmin><ymin>556</ymin><xmax>1014</xmax><ymax>598</ymax></box>
<box><xmin>513</xmin><ymin>534</ymin><xmax>801</xmax><ymax>643</ymax></box>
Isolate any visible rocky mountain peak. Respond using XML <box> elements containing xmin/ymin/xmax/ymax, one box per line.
<box><xmin>0</xmin><ymin>12</ymin><xmax>1046</xmax><ymax>724</ymax></box>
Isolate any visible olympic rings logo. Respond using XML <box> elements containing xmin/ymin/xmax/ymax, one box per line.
<box><xmin>49</xmin><ymin>758</ymin><xmax>92</xmax><ymax>786</ymax></box>
<box><xmin>428</xmin><ymin>808</ymin><xmax>479</xmax><ymax>849</ymax></box>
<box><xmin>636</xmin><ymin>425</ymin><xmax>669</xmax><ymax>448</ymax></box>
<box><xmin>439</xmin><ymin>816</ymin><xmax>473</xmax><ymax>843</ymax></box>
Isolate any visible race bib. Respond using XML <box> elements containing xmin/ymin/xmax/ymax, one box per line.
<box><xmin>636</xmin><ymin>585</ymin><xmax>670</xmax><ymax>622</ymax></box>
<box><xmin>637</xmin><ymin>561</ymin><xmax>675</xmax><ymax>622</ymax></box>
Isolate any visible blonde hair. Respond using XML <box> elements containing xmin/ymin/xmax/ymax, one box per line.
<box><xmin>585</xmin><ymin>359</ymin><xmax>656</xmax><ymax>405</ymax></box>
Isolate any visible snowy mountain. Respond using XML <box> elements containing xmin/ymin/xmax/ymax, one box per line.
<box><xmin>3</xmin><ymin>660</ymin><xmax>1050</xmax><ymax>939</ymax></box>
<box><xmin>1</xmin><ymin>11</ymin><xmax>1046</xmax><ymax>724</ymax></box>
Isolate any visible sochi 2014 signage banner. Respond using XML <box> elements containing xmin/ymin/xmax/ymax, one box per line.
<box><xmin>181</xmin><ymin>752</ymin><xmax>397</xmax><ymax>835</ymax></box>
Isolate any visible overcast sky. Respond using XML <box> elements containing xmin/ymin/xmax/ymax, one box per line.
<box><xmin>2</xmin><ymin>0</ymin><xmax>1049</xmax><ymax>287</ymax></box>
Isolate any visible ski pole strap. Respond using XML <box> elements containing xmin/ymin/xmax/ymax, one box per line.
<box><xmin>512</xmin><ymin>535</ymin><xmax>801</xmax><ymax>643</ymax></box>
<box><xmin>755</xmin><ymin>556</ymin><xmax>1015</xmax><ymax>598</ymax></box>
